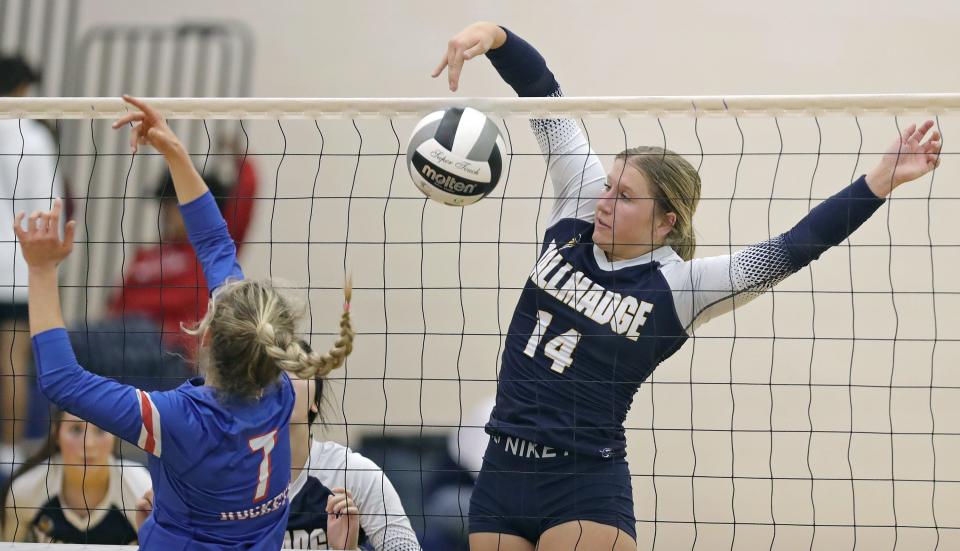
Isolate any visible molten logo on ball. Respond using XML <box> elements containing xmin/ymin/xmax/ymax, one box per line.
<box><xmin>406</xmin><ymin>106</ymin><xmax>505</xmax><ymax>206</ymax></box>
<box><xmin>420</xmin><ymin>164</ymin><xmax>477</xmax><ymax>194</ymax></box>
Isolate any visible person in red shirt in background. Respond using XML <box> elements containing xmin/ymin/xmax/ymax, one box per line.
<box><xmin>107</xmin><ymin>157</ymin><xmax>258</xmax><ymax>360</ymax></box>
<box><xmin>68</xmin><ymin>157</ymin><xmax>258</xmax><ymax>391</ymax></box>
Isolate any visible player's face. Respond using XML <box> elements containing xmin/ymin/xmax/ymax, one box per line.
<box><xmin>594</xmin><ymin>159</ymin><xmax>675</xmax><ymax>261</ymax></box>
<box><xmin>58</xmin><ymin>413</ymin><xmax>115</xmax><ymax>465</ymax></box>
<box><xmin>290</xmin><ymin>376</ymin><xmax>318</xmax><ymax>426</ymax></box>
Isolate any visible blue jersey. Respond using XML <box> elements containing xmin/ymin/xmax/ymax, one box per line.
<box><xmin>484</xmin><ymin>27</ymin><xmax>887</xmax><ymax>458</ymax></box>
<box><xmin>33</xmin><ymin>191</ymin><xmax>296</xmax><ymax>550</ymax></box>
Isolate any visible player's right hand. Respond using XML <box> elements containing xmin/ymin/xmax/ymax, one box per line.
<box><xmin>326</xmin><ymin>487</ymin><xmax>360</xmax><ymax>550</ymax></box>
<box><xmin>432</xmin><ymin>21</ymin><xmax>507</xmax><ymax>92</ymax></box>
<box><xmin>112</xmin><ymin>95</ymin><xmax>183</xmax><ymax>157</ymax></box>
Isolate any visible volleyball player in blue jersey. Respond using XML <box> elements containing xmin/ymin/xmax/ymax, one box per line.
<box><xmin>433</xmin><ymin>22</ymin><xmax>942</xmax><ymax>551</ymax></box>
<box><xmin>13</xmin><ymin>96</ymin><xmax>355</xmax><ymax>550</ymax></box>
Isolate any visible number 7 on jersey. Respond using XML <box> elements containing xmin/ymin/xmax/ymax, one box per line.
<box><xmin>248</xmin><ymin>430</ymin><xmax>278</xmax><ymax>502</ymax></box>
<box><xmin>523</xmin><ymin>309</ymin><xmax>581</xmax><ymax>373</ymax></box>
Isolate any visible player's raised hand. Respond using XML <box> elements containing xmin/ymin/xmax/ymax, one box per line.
<box><xmin>866</xmin><ymin>120</ymin><xmax>942</xmax><ymax>197</ymax></box>
<box><xmin>325</xmin><ymin>487</ymin><xmax>360</xmax><ymax>550</ymax></box>
<box><xmin>432</xmin><ymin>21</ymin><xmax>507</xmax><ymax>92</ymax></box>
<box><xmin>13</xmin><ymin>198</ymin><xmax>76</xmax><ymax>271</ymax></box>
<box><xmin>112</xmin><ymin>95</ymin><xmax>183</xmax><ymax>157</ymax></box>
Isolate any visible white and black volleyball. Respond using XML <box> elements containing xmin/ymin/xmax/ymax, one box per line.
<box><xmin>406</xmin><ymin>107</ymin><xmax>505</xmax><ymax>206</ymax></box>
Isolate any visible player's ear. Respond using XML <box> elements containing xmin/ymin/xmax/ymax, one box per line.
<box><xmin>659</xmin><ymin>211</ymin><xmax>677</xmax><ymax>239</ymax></box>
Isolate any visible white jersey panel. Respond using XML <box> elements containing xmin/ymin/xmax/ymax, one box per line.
<box><xmin>530</xmin><ymin>91</ymin><xmax>606</xmax><ymax>228</ymax></box>
<box><xmin>659</xmin><ymin>236</ymin><xmax>798</xmax><ymax>334</ymax></box>
<box><xmin>291</xmin><ymin>440</ymin><xmax>421</xmax><ymax>551</ymax></box>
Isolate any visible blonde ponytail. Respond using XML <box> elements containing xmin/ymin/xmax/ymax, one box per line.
<box><xmin>184</xmin><ymin>278</ymin><xmax>355</xmax><ymax>401</ymax></box>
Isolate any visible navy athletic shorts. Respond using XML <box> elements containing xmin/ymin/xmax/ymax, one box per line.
<box><xmin>468</xmin><ymin>433</ymin><xmax>636</xmax><ymax>543</ymax></box>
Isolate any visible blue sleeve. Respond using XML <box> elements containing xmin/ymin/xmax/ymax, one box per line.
<box><xmin>485</xmin><ymin>27</ymin><xmax>560</xmax><ymax>97</ymax></box>
<box><xmin>33</xmin><ymin>328</ymin><xmax>143</xmax><ymax>446</ymax></box>
<box><xmin>180</xmin><ymin>191</ymin><xmax>244</xmax><ymax>293</ymax></box>
<box><xmin>781</xmin><ymin>175</ymin><xmax>885</xmax><ymax>267</ymax></box>
<box><xmin>34</xmin><ymin>328</ymin><xmax>203</xmax><ymax>470</ymax></box>
<box><xmin>140</xmin><ymin>389</ymin><xmax>208</xmax><ymax>472</ymax></box>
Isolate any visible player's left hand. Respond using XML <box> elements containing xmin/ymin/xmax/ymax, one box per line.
<box><xmin>325</xmin><ymin>487</ymin><xmax>360</xmax><ymax>550</ymax></box>
<box><xmin>13</xmin><ymin>198</ymin><xmax>76</xmax><ymax>271</ymax></box>
<box><xmin>866</xmin><ymin>120</ymin><xmax>942</xmax><ymax>197</ymax></box>
<box><xmin>135</xmin><ymin>489</ymin><xmax>154</xmax><ymax>530</ymax></box>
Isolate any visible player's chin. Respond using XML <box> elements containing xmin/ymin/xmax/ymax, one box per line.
<box><xmin>594</xmin><ymin>224</ymin><xmax>612</xmax><ymax>246</ymax></box>
<box><xmin>593</xmin><ymin>234</ymin><xmax>614</xmax><ymax>255</ymax></box>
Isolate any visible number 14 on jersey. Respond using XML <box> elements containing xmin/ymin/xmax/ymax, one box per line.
<box><xmin>523</xmin><ymin>309</ymin><xmax>581</xmax><ymax>373</ymax></box>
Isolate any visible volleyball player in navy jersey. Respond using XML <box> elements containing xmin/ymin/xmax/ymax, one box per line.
<box><xmin>13</xmin><ymin>96</ymin><xmax>355</xmax><ymax>550</ymax></box>
<box><xmin>433</xmin><ymin>22</ymin><xmax>943</xmax><ymax>551</ymax></box>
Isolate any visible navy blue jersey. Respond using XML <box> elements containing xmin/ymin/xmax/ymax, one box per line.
<box><xmin>484</xmin><ymin>27</ymin><xmax>886</xmax><ymax>458</ymax></box>
<box><xmin>285</xmin><ymin>440</ymin><xmax>420</xmax><ymax>550</ymax></box>
<box><xmin>489</xmin><ymin>218</ymin><xmax>687</xmax><ymax>458</ymax></box>
<box><xmin>32</xmin><ymin>192</ymin><xmax>296</xmax><ymax>550</ymax></box>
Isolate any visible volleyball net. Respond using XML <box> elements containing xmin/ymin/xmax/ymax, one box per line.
<box><xmin>0</xmin><ymin>96</ymin><xmax>958</xmax><ymax>549</ymax></box>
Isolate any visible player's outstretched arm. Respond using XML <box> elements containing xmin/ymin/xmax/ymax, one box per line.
<box><xmin>113</xmin><ymin>96</ymin><xmax>243</xmax><ymax>291</ymax></box>
<box><xmin>665</xmin><ymin>120</ymin><xmax>943</xmax><ymax>332</ymax></box>
<box><xmin>434</xmin><ymin>22</ymin><xmax>605</xmax><ymax>225</ymax></box>
<box><xmin>13</xmin><ymin>200</ymin><xmax>144</xmax><ymax>447</ymax></box>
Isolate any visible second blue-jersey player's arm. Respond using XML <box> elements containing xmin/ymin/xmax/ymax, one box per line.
<box><xmin>26</xmin><ymin>97</ymin><xmax>246</xmax><ymax>466</ymax></box>
<box><xmin>17</xmin><ymin>199</ymin><xmax>149</xmax><ymax>453</ymax></box>
<box><xmin>483</xmin><ymin>26</ymin><xmax>605</xmax><ymax>226</ymax></box>
<box><xmin>114</xmin><ymin>95</ymin><xmax>243</xmax><ymax>291</ymax></box>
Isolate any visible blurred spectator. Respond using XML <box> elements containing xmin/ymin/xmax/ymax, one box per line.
<box><xmin>1</xmin><ymin>409</ymin><xmax>150</xmax><ymax>543</ymax></box>
<box><xmin>419</xmin><ymin>396</ymin><xmax>494</xmax><ymax>551</ymax></box>
<box><xmin>0</xmin><ymin>54</ymin><xmax>64</xmax><ymax>481</ymax></box>
<box><xmin>69</xmin><ymin>157</ymin><xmax>258</xmax><ymax>389</ymax></box>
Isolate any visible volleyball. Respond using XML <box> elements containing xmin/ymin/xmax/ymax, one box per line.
<box><xmin>406</xmin><ymin>107</ymin><xmax>505</xmax><ymax>206</ymax></box>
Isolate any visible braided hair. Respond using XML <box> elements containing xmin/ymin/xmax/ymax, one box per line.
<box><xmin>185</xmin><ymin>279</ymin><xmax>354</xmax><ymax>401</ymax></box>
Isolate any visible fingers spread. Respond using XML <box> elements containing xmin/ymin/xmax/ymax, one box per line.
<box><xmin>129</xmin><ymin>125</ymin><xmax>141</xmax><ymax>153</ymax></box>
<box><xmin>63</xmin><ymin>220</ymin><xmax>77</xmax><ymax>250</ymax></box>
<box><xmin>49</xmin><ymin>199</ymin><xmax>62</xmax><ymax>231</ymax></box>
<box><xmin>914</xmin><ymin>120</ymin><xmax>935</xmax><ymax>142</ymax></box>
<box><xmin>447</xmin><ymin>51</ymin><xmax>463</xmax><ymax>92</ymax></box>
<box><xmin>12</xmin><ymin>212</ymin><xmax>25</xmax><ymax>239</ymax></box>
<box><xmin>898</xmin><ymin>123</ymin><xmax>916</xmax><ymax>147</ymax></box>
<box><xmin>122</xmin><ymin>95</ymin><xmax>158</xmax><ymax>119</ymax></box>
<box><xmin>463</xmin><ymin>40</ymin><xmax>486</xmax><ymax>60</ymax></box>
<box><xmin>431</xmin><ymin>54</ymin><xmax>449</xmax><ymax>78</ymax></box>
<box><xmin>111</xmin><ymin>112</ymin><xmax>145</xmax><ymax>129</ymax></box>
<box><xmin>28</xmin><ymin>212</ymin><xmax>41</xmax><ymax>234</ymax></box>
